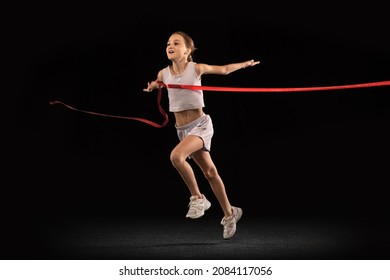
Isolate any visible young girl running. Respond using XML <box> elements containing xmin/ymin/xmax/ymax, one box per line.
<box><xmin>144</xmin><ymin>31</ymin><xmax>260</xmax><ymax>239</ymax></box>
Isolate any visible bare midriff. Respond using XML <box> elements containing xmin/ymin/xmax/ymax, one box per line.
<box><xmin>174</xmin><ymin>108</ymin><xmax>203</xmax><ymax>127</ymax></box>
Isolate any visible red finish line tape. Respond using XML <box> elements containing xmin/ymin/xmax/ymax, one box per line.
<box><xmin>50</xmin><ymin>80</ymin><xmax>390</xmax><ymax>128</ymax></box>
<box><xmin>49</xmin><ymin>86</ymin><xmax>169</xmax><ymax>128</ymax></box>
<box><xmin>163</xmin><ymin>80</ymin><xmax>390</xmax><ymax>92</ymax></box>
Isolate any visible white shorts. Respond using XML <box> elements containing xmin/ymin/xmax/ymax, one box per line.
<box><xmin>176</xmin><ymin>114</ymin><xmax>214</xmax><ymax>152</ymax></box>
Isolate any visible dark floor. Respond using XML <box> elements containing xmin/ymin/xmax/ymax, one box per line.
<box><xmin>4</xmin><ymin>210</ymin><xmax>389</xmax><ymax>260</ymax></box>
<box><xmin>4</xmin><ymin>1</ymin><xmax>390</xmax><ymax>266</ymax></box>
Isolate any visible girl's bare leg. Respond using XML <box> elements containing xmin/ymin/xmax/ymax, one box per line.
<box><xmin>192</xmin><ymin>150</ymin><xmax>233</xmax><ymax>217</ymax></box>
<box><xmin>170</xmin><ymin>135</ymin><xmax>204</xmax><ymax>199</ymax></box>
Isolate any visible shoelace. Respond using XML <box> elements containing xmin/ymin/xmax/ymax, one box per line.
<box><xmin>221</xmin><ymin>216</ymin><xmax>232</xmax><ymax>226</ymax></box>
<box><xmin>188</xmin><ymin>200</ymin><xmax>204</xmax><ymax>211</ymax></box>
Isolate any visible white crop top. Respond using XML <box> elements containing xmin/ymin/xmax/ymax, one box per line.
<box><xmin>162</xmin><ymin>61</ymin><xmax>204</xmax><ymax>112</ymax></box>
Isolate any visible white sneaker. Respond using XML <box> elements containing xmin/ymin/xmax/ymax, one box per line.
<box><xmin>221</xmin><ymin>206</ymin><xmax>243</xmax><ymax>239</ymax></box>
<box><xmin>186</xmin><ymin>195</ymin><xmax>211</xmax><ymax>219</ymax></box>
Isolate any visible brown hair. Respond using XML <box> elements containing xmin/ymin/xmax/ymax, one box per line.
<box><xmin>171</xmin><ymin>31</ymin><xmax>197</xmax><ymax>62</ymax></box>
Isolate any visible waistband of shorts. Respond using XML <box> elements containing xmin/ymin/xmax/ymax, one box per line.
<box><xmin>176</xmin><ymin>113</ymin><xmax>207</xmax><ymax>130</ymax></box>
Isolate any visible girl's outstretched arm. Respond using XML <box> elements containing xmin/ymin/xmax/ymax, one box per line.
<box><xmin>143</xmin><ymin>70</ymin><xmax>163</xmax><ymax>92</ymax></box>
<box><xmin>196</xmin><ymin>59</ymin><xmax>260</xmax><ymax>76</ymax></box>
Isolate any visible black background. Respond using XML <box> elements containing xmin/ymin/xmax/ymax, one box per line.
<box><xmin>5</xmin><ymin>2</ymin><xmax>390</xmax><ymax>259</ymax></box>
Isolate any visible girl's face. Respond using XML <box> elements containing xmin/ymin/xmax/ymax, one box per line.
<box><xmin>166</xmin><ymin>34</ymin><xmax>189</xmax><ymax>61</ymax></box>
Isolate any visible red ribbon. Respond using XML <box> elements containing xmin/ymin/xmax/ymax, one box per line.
<box><xmin>50</xmin><ymin>86</ymin><xmax>169</xmax><ymax>128</ymax></box>
<box><xmin>163</xmin><ymin>80</ymin><xmax>390</xmax><ymax>92</ymax></box>
<box><xmin>50</xmin><ymin>80</ymin><xmax>390</xmax><ymax>128</ymax></box>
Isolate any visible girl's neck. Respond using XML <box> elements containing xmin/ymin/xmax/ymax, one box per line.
<box><xmin>171</xmin><ymin>61</ymin><xmax>188</xmax><ymax>76</ymax></box>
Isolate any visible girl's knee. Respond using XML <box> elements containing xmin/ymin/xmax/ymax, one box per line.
<box><xmin>170</xmin><ymin>150</ymin><xmax>185</xmax><ymax>167</ymax></box>
<box><xmin>203</xmin><ymin>167</ymin><xmax>218</xmax><ymax>181</ymax></box>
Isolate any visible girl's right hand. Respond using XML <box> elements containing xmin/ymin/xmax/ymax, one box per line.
<box><xmin>143</xmin><ymin>82</ymin><xmax>153</xmax><ymax>92</ymax></box>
